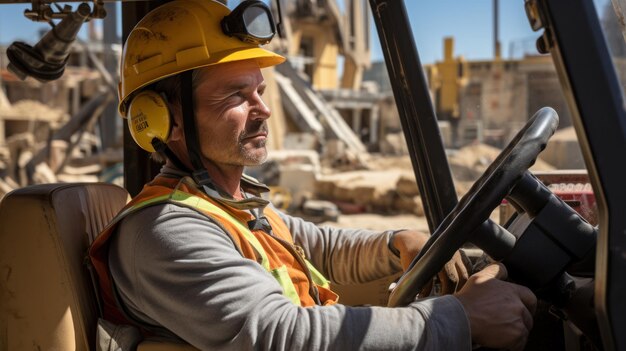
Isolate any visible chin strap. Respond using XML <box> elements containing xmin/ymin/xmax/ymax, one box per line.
<box><xmin>150</xmin><ymin>138</ymin><xmax>190</xmax><ymax>174</ymax></box>
<box><xmin>180</xmin><ymin>70</ymin><xmax>213</xmax><ymax>186</ymax></box>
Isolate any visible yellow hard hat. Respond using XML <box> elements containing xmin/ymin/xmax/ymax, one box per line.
<box><xmin>118</xmin><ymin>0</ymin><xmax>285</xmax><ymax>117</ymax></box>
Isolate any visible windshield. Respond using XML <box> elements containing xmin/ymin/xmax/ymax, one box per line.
<box><xmin>0</xmin><ymin>0</ymin><xmax>622</xmax><ymax>231</ymax></box>
<box><xmin>602</xmin><ymin>0</ymin><xmax>626</xmax><ymax>102</ymax></box>
<box><xmin>608</xmin><ymin>0</ymin><xmax>626</xmax><ymax>54</ymax></box>
<box><xmin>361</xmin><ymin>0</ymin><xmax>625</xmax><ymax>227</ymax></box>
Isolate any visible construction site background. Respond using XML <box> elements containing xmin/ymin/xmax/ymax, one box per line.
<box><xmin>1</xmin><ymin>0</ymin><xmax>624</xmax><ymax>234</ymax></box>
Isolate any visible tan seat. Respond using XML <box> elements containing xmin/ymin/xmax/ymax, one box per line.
<box><xmin>0</xmin><ymin>183</ymin><xmax>129</xmax><ymax>351</ymax></box>
<box><xmin>0</xmin><ymin>183</ymin><xmax>201</xmax><ymax>351</ymax></box>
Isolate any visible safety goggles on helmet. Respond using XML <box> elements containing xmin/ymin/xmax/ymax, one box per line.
<box><xmin>221</xmin><ymin>0</ymin><xmax>276</xmax><ymax>45</ymax></box>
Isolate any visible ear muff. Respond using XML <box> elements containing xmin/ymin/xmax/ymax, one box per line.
<box><xmin>127</xmin><ymin>90</ymin><xmax>172</xmax><ymax>152</ymax></box>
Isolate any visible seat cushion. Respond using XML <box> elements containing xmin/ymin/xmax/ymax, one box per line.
<box><xmin>0</xmin><ymin>183</ymin><xmax>129</xmax><ymax>351</ymax></box>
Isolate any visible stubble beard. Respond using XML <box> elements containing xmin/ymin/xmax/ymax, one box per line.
<box><xmin>238</xmin><ymin>120</ymin><xmax>268</xmax><ymax>166</ymax></box>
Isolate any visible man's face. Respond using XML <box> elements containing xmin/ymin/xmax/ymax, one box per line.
<box><xmin>192</xmin><ymin>60</ymin><xmax>270</xmax><ymax>168</ymax></box>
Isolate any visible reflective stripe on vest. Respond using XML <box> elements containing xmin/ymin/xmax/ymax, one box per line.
<box><xmin>305</xmin><ymin>260</ymin><xmax>330</xmax><ymax>289</ymax></box>
<box><xmin>118</xmin><ymin>189</ymin><xmax>328</xmax><ymax>305</ymax></box>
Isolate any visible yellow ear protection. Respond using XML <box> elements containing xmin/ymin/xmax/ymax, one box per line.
<box><xmin>125</xmin><ymin>71</ymin><xmax>201</xmax><ymax>177</ymax></box>
<box><xmin>126</xmin><ymin>90</ymin><xmax>172</xmax><ymax>152</ymax></box>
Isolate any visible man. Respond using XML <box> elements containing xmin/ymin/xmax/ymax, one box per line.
<box><xmin>90</xmin><ymin>0</ymin><xmax>536</xmax><ymax>350</ymax></box>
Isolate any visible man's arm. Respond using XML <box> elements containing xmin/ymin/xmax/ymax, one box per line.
<box><xmin>277</xmin><ymin>209</ymin><xmax>432</xmax><ymax>285</ymax></box>
<box><xmin>109</xmin><ymin>204</ymin><xmax>472</xmax><ymax>350</ymax></box>
<box><xmin>276</xmin><ymin>209</ymin><xmax>536</xmax><ymax>350</ymax></box>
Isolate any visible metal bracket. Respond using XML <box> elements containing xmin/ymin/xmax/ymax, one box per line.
<box><xmin>90</xmin><ymin>0</ymin><xmax>107</xmax><ymax>19</ymax></box>
<box><xmin>524</xmin><ymin>0</ymin><xmax>544</xmax><ymax>31</ymax></box>
<box><xmin>536</xmin><ymin>30</ymin><xmax>553</xmax><ymax>54</ymax></box>
<box><xmin>23</xmin><ymin>0</ymin><xmax>106</xmax><ymax>22</ymax></box>
<box><xmin>23</xmin><ymin>1</ymin><xmax>55</xmax><ymax>22</ymax></box>
<box><xmin>524</xmin><ymin>0</ymin><xmax>553</xmax><ymax>54</ymax></box>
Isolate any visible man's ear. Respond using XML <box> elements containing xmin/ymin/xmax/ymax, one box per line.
<box><xmin>168</xmin><ymin>103</ymin><xmax>184</xmax><ymax>142</ymax></box>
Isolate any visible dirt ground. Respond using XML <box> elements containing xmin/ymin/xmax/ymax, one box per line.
<box><xmin>320</xmin><ymin>206</ymin><xmax>502</xmax><ymax>233</ymax></box>
<box><xmin>319</xmin><ymin>213</ymin><xmax>430</xmax><ymax>232</ymax></box>
<box><xmin>314</xmin><ymin>143</ymin><xmax>518</xmax><ymax>231</ymax></box>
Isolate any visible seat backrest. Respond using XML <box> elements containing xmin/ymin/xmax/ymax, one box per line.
<box><xmin>0</xmin><ymin>183</ymin><xmax>129</xmax><ymax>351</ymax></box>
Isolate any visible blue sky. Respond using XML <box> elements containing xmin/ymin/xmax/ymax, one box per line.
<box><xmin>0</xmin><ymin>0</ymin><xmax>612</xmax><ymax>64</ymax></box>
<box><xmin>393</xmin><ymin>1</ymin><xmax>538</xmax><ymax>63</ymax></box>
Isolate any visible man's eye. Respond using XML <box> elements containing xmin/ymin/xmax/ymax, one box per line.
<box><xmin>230</xmin><ymin>91</ymin><xmax>245</xmax><ymax>99</ymax></box>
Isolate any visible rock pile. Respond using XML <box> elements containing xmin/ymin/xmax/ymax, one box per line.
<box><xmin>314</xmin><ymin>143</ymin><xmax>555</xmax><ymax>216</ymax></box>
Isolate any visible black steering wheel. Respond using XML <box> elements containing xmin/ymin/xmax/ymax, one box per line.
<box><xmin>388</xmin><ymin>107</ymin><xmax>559</xmax><ymax>307</ymax></box>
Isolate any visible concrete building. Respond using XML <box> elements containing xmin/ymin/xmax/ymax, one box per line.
<box><xmin>425</xmin><ymin>38</ymin><xmax>578</xmax><ymax>148</ymax></box>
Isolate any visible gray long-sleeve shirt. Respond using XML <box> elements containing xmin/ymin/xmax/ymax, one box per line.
<box><xmin>108</xmin><ymin>175</ymin><xmax>471</xmax><ymax>350</ymax></box>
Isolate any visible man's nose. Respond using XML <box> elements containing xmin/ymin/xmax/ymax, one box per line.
<box><xmin>250</xmin><ymin>93</ymin><xmax>271</xmax><ymax>120</ymax></box>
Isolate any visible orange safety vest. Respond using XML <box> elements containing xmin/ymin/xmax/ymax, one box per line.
<box><xmin>90</xmin><ymin>176</ymin><xmax>338</xmax><ymax>327</ymax></box>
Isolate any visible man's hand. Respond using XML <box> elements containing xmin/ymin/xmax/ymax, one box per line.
<box><xmin>390</xmin><ymin>230</ymin><xmax>429</xmax><ymax>271</ymax></box>
<box><xmin>391</xmin><ymin>230</ymin><xmax>470</xmax><ymax>294</ymax></box>
<box><xmin>455</xmin><ymin>263</ymin><xmax>537</xmax><ymax>351</ymax></box>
